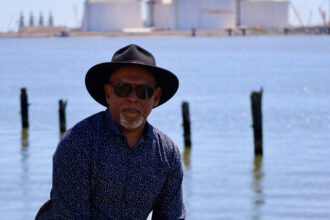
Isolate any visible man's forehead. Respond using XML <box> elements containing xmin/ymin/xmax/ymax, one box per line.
<box><xmin>109</xmin><ymin>65</ymin><xmax>156</xmax><ymax>84</ymax></box>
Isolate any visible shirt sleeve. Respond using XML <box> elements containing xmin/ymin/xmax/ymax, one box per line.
<box><xmin>51</xmin><ymin>129</ymin><xmax>92</xmax><ymax>219</ymax></box>
<box><xmin>152</xmin><ymin>145</ymin><xmax>186</xmax><ymax>220</ymax></box>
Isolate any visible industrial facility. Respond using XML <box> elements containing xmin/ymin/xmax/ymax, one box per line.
<box><xmin>16</xmin><ymin>0</ymin><xmax>291</xmax><ymax>34</ymax></box>
<box><xmin>3</xmin><ymin>0</ymin><xmax>329</xmax><ymax>38</ymax></box>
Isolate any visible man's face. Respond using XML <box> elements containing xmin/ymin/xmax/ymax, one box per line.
<box><xmin>104</xmin><ymin>65</ymin><xmax>162</xmax><ymax>132</ymax></box>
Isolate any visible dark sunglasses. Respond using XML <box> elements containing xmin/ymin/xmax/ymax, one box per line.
<box><xmin>109</xmin><ymin>82</ymin><xmax>156</xmax><ymax>100</ymax></box>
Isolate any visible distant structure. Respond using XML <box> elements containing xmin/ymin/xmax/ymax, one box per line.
<box><xmin>82</xmin><ymin>0</ymin><xmax>143</xmax><ymax>31</ymax></box>
<box><xmin>18</xmin><ymin>12</ymin><xmax>68</xmax><ymax>36</ymax></box>
<box><xmin>240</xmin><ymin>0</ymin><xmax>289</xmax><ymax>28</ymax></box>
<box><xmin>149</xmin><ymin>0</ymin><xmax>289</xmax><ymax>30</ymax></box>
<box><xmin>19</xmin><ymin>12</ymin><xmax>55</xmax><ymax>29</ymax></box>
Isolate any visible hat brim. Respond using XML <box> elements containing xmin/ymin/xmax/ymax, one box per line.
<box><xmin>85</xmin><ymin>62</ymin><xmax>179</xmax><ymax>108</ymax></box>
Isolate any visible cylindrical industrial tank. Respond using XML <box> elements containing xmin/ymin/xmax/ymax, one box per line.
<box><xmin>175</xmin><ymin>0</ymin><xmax>236</xmax><ymax>30</ymax></box>
<box><xmin>153</xmin><ymin>1</ymin><xmax>175</xmax><ymax>29</ymax></box>
<box><xmin>82</xmin><ymin>0</ymin><xmax>143</xmax><ymax>31</ymax></box>
<box><xmin>240</xmin><ymin>0</ymin><xmax>289</xmax><ymax>28</ymax></box>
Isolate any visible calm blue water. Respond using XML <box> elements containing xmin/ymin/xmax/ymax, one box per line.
<box><xmin>1</xmin><ymin>35</ymin><xmax>330</xmax><ymax>220</ymax></box>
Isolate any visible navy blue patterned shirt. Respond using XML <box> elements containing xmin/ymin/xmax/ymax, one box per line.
<box><xmin>37</xmin><ymin>109</ymin><xmax>185</xmax><ymax>220</ymax></box>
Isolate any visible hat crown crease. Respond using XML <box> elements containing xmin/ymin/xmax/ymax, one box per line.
<box><xmin>111</xmin><ymin>44</ymin><xmax>156</xmax><ymax>66</ymax></box>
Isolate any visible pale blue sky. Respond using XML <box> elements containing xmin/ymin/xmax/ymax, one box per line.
<box><xmin>1</xmin><ymin>0</ymin><xmax>329</xmax><ymax>32</ymax></box>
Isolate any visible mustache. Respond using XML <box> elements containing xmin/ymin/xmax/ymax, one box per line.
<box><xmin>120</xmin><ymin>103</ymin><xmax>144</xmax><ymax>112</ymax></box>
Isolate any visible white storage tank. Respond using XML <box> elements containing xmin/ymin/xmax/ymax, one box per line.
<box><xmin>82</xmin><ymin>0</ymin><xmax>143</xmax><ymax>31</ymax></box>
<box><xmin>152</xmin><ymin>1</ymin><xmax>175</xmax><ymax>29</ymax></box>
<box><xmin>153</xmin><ymin>0</ymin><xmax>236</xmax><ymax>30</ymax></box>
<box><xmin>240</xmin><ymin>0</ymin><xmax>289</xmax><ymax>28</ymax></box>
<box><xmin>176</xmin><ymin>0</ymin><xmax>236</xmax><ymax>30</ymax></box>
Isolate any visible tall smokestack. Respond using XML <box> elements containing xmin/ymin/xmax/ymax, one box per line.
<box><xmin>19</xmin><ymin>11</ymin><xmax>24</xmax><ymax>27</ymax></box>
<box><xmin>236</xmin><ymin>0</ymin><xmax>241</xmax><ymax>27</ymax></box>
<box><xmin>29</xmin><ymin>12</ymin><xmax>34</xmax><ymax>26</ymax></box>
<box><xmin>328</xmin><ymin>0</ymin><xmax>330</xmax><ymax>26</ymax></box>
<box><xmin>49</xmin><ymin>11</ymin><xmax>54</xmax><ymax>26</ymax></box>
<box><xmin>39</xmin><ymin>11</ymin><xmax>44</xmax><ymax>26</ymax></box>
<box><xmin>148</xmin><ymin>0</ymin><xmax>155</xmax><ymax>27</ymax></box>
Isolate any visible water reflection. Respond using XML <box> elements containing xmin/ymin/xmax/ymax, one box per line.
<box><xmin>20</xmin><ymin>129</ymin><xmax>30</xmax><ymax>217</ymax></box>
<box><xmin>21</xmin><ymin>128</ymin><xmax>29</xmax><ymax>148</ymax></box>
<box><xmin>21</xmin><ymin>128</ymin><xmax>29</xmax><ymax>170</ymax></box>
<box><xmin>183</xmin><ymin>147</ymin><xmax>192</xmax><ymax>169</ymax></box>
<box><xmin>251</xmin><ymin>155</ymin><xmax>265</xmax><ymax>220</ymax></box>
<box><xmin>60</xmin><ymin>132</ymin><xmax>65</xmax><ymax>139</ymax></box>
<box><xmin>182</xmin><ymin>147</ymin><xmax>192</xmax><ymax>215</ymax></box>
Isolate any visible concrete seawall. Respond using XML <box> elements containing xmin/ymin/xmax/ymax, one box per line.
<box><xmin>1</xmin><ymin>27</ymin><xmax>329</xmax><ymax>38</ymax></box>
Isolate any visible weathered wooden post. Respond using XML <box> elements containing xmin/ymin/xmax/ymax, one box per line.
<box><xmin>191</xmin><ymin>28</ymin><xmax>196</xmax><ymax>37</ymax></box>
<box><xmin>241</xmin><ymin>28</ymin><xmax>246</xmax><ymax>36</ymax></box>
<box><xmin>20</xmin><ymin>88</ymin><xmax>29</xmax><ymax>129</ymax></box>
<box><xmin>60</xmin><ymin>31</ymin><xmax>69</xmax><ymax>37</ymax></box>
<box><xmin>59</xmin><ymin>100</ymin><xmax>67</xmax><ymax>134</ymax></box>
<box><xmin>227</xmin><ymin>28</ymin><xmax>232</xmax><ymax>36</ymax></box>
<box><xmin>251</xmin><ymin>89</ymin><xmax>263</xmax><ymax>155</ymax></box>
<box><xmin>182</xmin><ymin>101</ymin><xmax>191</xmax><ymax>148</ymax></box>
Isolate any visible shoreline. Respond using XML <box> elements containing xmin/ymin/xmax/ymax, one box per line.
<box><xmin>0</xmin><ymin>27</ymin><xmax>329</xmax><ymax>38</ymax></box>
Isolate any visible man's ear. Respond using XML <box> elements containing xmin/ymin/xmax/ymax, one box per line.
<box><xmin>104</xmin><ymin>83</ymin><xmax>111</xmax><ymax>104</ymax></box>
<box><xmin>153</xmin><ymin>87</ymin><xmax>162</xmax><ymax>108</ymax></box>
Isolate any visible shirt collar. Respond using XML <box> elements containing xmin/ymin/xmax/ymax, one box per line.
<box><xmin>103</xmin><ymin>108</ymin><xmax>122</xmax><ymax>136</ymax></box>
<box><xmin>144</xmin><ymin>121</ymin><xmax>157</xmax><ymax>141</ymax></box>
<box><xmin>102</xmin><ymin>108</ymin><xmax>157</xmax><ymax>142</ymax></box>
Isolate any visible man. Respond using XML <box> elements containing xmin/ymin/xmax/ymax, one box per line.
<box><xmin>36</xmin><ymin>44</ymin><xmax>185</xmax><ymax>219</ymax></box>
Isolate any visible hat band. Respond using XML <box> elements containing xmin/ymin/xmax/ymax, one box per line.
<box><xmin>114</xmin><ymin>59</ymin><xmax>154</xmax><ymax>66</ymax></box>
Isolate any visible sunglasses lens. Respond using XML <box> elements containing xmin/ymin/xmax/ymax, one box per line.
<box><xmin>145</xmin><ymin>86</ymin><xmax>155</xmax><ymax>99</ymax></box>
<box><xmin>114</xmin><ymin>83</ymin><xmax>132</xmax><ymax>97</ymax></box>
<box><xmin>135</xmin><ymin>85</ymin><xmax>155</xmax><ymax>100</ymax></box>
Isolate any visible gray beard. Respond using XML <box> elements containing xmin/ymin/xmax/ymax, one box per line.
<box><xmin>120</xmin><ymin>113</ymin><xmax>144</xmax><ymax>130</ymax></box>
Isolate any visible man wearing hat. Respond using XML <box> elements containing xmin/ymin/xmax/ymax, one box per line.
<box><xmin>36</xmin><ymin>44</ymin><xmax>185</xmax><ymax>220</ymax></box>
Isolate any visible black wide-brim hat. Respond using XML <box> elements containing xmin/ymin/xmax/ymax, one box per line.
<box><xmin>85</xmin><ymin>44</ymin><xmax>179</xmax><ymax>107</ymax></box>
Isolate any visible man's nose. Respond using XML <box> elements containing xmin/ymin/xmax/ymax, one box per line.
<box><xmin>127</xmin><ymin>88</ymin><xmax>139</xmax><ymax>101</ymax></box>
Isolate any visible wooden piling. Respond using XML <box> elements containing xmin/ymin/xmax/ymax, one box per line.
<box><xmin>227</xmin><ymin>28</ymin><xmax>232</xmax><ymax>36</ymax></box>
<box><xmin>241</xmin><ymin>28</ymin><xmax>246</xmax><ymax>36</ymax></box>
<box><xmin>250</xmin><ymin>89</ymin><xmax>263</xmax><ymax>155</ymax></box>
<box><xmin>191</xmin><ymin>28</ymin><xmax>196</xmax><ymax>37</ymax></box>
<box><xmin>59</xmin><ymin>100</ymin><xmax>67</xmax><ymax>134</ymax></box>
<box><xmin>182</xmin><ymin>102</ymin><xmax>191</xmax><ymax>148</ymax></box>
<box><xmin>20</xmin><ymin>88</ymin><xmax>29</xmax><ymax>129</ymax></box>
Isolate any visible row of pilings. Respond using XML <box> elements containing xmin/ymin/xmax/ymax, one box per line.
<box><xmin>190</xmin><ymin>27</ymin><xmax>330</xmax><ymax>37</ymax></box>
<box><xmin>181</xmin><ymin>88</ymin><xmax>263</xmax><ymax>156</ymax></box>
<box><xmin>20</xmin><ymin>88</ymin><xmax>67</xmax><ymax>136</ymax></box>
<box><xmin>20</xmin><ymin>87</ymin><xmax>263</xmax><ymax>156</ymax></box>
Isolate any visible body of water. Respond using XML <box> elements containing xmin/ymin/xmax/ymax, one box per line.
<box><xmin>0</xmin><ymin>35</ymin><xmax>330</xmax><ymax>220</ymax></box>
